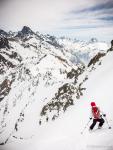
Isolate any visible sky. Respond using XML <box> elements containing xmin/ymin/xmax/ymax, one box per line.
<box><xmin>0</xmin><ymin>0</ymin><xmax>113</xmax><ymax>41</ymax></box>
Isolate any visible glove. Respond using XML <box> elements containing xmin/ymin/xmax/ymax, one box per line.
<box><xmin>103</xmin><ymin>114</ymin><xmax>106</xmax><ymax>117</ymax></box>
<box><xmin>90</xmin><ymin>117</ymin><xmax>92</xmax><ymax>120</ymax></box>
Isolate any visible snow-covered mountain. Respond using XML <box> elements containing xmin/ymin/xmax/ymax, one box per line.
<box><xmin>0</xmin><ymin>26</ymin><xmax>84</xmax><ymax>145</ymax></box>
<box><xmin>58</xmin><ymin>36</ymin><xmax>109</xmax><ymax>65</ymax></box>
<box><xmin>0</xmin><ymin>26</ymin><xmax>112</xmax><ymax>149</ymax></box>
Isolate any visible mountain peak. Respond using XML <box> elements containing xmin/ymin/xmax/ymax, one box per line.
<box><xmin>90</xmin><ymin>38</ymin><xmax>98</xmax><ymax>43</ymax></box>
<box><xmin>0</xmin><ymin>29</ymin><xmax>8</xmax><ymax>37</ymax></box>
<box><xmin>16</xmin><ymin>26</ymin><xmax>35</xmax><ymax>39</ymax></box>
<box><xmin>21</xmin><ymin>26</ymin><xmax>34</xmax><ymax>35</ymax></box>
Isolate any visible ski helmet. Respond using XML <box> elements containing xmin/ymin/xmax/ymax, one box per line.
<box><xmin>91</xmin><ymin>102</ymin><xmax>96</xmax><ymax>107</ymax></box>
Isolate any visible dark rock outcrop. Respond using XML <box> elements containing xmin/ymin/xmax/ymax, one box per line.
<box><xmin>46</xmin><ymin>35</ymin><xmax>63</xmax><ymax>48</ymax></box>
<box><xmin>67</xmin><ymin>66</ymin><xmax>85</xmax><ymax>83</ymax></box>
<box><xmin>107</xmin><ymin>40</ymin><xmax>113</xmax><ymax>52</ymax></box>
<box><xmin>0</xmin><ymin>37</ymin><xmax>10</xmax><ymax>49</ymax></box>
<box><xmin>21</xmin><ymin>26</ymin><xmax>34</xmax><ymax>35</ymax></box>
<box><xmin>0</xmin><ymin>79</ymin><xmax>12</xmax><ymax>102</ymax></box>
<box><xmin>40</xmin><ymin>82</ymin><xmax>86</xmax><ymax>120</ymax></box>
<box><xmin>111</xmin><ymin>40</ymin><xmax>113</xmax><ymax>48</ymax></box>
<box><xmin>88</xmin><ymin>52</ymin><xmax>106</xmax><ymax>67</ymax></box>
<box><xmin>0</xmin><ymin>29</ymin><xmax>8</xmax><ymax>37</ymax></box>
<box><xmin>90</xmin><ymin>38</ymin><xmax>98</xmax><ymax>43</ymax></box>
<box><xmin>16</xmin><ymin>26</ymin><xmax>34</xmax><ymax>39</ymax></box>
<box><xmin>0</xmin><ymin>54</ymin><xmax>15</xmax><ymax>73</ymax></box>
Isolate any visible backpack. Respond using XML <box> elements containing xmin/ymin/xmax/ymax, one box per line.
<box><xmin>92</xmin><ymin>106</ymin><xmax>100</xmax><ymax>119</ymax></box>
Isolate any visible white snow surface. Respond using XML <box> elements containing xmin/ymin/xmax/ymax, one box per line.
<box><xmin>1</xmin><ymin>50</ymin><xmax>113</xmax><ymax>149</ymax></box>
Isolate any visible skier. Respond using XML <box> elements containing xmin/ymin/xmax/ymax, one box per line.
<box><xmin>89</xmin><ymin>102</ymin><xmax>106</xmax><ymax>130</ymax></box>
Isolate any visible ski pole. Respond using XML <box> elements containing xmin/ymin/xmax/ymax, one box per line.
<box><xmin>104</xmin><ymin>116</ymin><xmax>111</xmax><ymax>129</ymax></box>
<box><xmin>81</xmin><ymin>119</ymin><xmax>91</xmax><ymax>134</ymax></box>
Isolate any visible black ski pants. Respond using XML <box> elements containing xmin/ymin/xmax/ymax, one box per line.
<box><xmin>90</xmin><ymin>118</ymin><xmax>105</xmax><ymax>130</ymax></box>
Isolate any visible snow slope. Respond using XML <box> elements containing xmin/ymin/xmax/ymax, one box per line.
<box><xmin>0</xmin><ymin>27</ymin><xmax>85</xmax><ymax>146</ymax></box>
<box><xmin>1</xmin><ymin>47</ymin><xmax>113</xmax><ymax>150</ymax></box>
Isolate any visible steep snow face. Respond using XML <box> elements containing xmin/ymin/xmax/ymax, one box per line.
<box><xmin>2</xmin><ymin>46</ymin><xmax>113</xmax><ymax>150</ymax></box>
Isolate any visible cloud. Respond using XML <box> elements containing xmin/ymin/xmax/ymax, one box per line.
<box><xmin>72</xmin><ymin>0</ymin><xmax>113</xmax><ymax>14</ymax></box>
<box><xmin>62</xmin><ymin>0</ymin><xmax>113</xmax><ymax>35</ymax></box>
<box><xmin>0</xmin><ymin>0</ymin><xmax>8</xmax><ymax>8</ymax></box>
<box><xmin>0</xmin><ymin>0</ymin><xmax>113</xmax><ymax>41</ymax></box>
<box><xmin>0</xmin><ymin>0</ymin><xmax>77</xmax><ymax>31</ymax></box>
<box><xmin>99</xmin><ymin>16</ymin><xmax>113</xmax><ymax>21</ymax></box>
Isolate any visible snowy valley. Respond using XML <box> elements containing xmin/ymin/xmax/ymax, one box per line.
<box><xmin>0</xmin><ymin>26</ymin><xmax>113</xmax><ymax>150</ymax></box>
